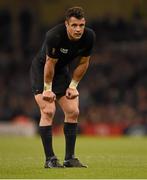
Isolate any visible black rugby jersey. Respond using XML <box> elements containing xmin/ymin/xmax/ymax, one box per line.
<box><xmin>38</xmin><ymin>23</ymin><xmax>95</xmax><ymax>69</ymax></box>
<box><xmin>30</xmin><ymin>23</ymin><xmax>95</xmax><ymax>94</ymax></box>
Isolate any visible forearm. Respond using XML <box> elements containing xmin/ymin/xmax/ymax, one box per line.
<box><xmin>69</xmin><ymin>57</ymin><xmax>90</xmax><ymax>89</ymax></box>
<box><xmin>44</xmin><ymin>61</ymin><xmax>54</xmax><ymax>83</ymax></box>
<box><xmin>72</xmin><ymin>57</ymin><xmax>90</xmax><ymax>81</ymax></box>
<box><xmin>44</xmin><ymin>56</ymin><xmax>57</xmax><ymax>91</ymax></box>
<box><xmin>73</xmin><ymin>61</ymin><xmax>89</xmax><ymax>81</ymax></box>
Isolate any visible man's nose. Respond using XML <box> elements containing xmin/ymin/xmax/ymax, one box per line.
<box><xmin>76</xmin><ymin>26</ymin><xmax>81</xmax><ymax>32</ymax></box>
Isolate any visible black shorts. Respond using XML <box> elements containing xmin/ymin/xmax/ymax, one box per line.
<box><xmin>30</xmin><ymin>59</ymin><xmax>71</xmax><ymax>98</ymax></box>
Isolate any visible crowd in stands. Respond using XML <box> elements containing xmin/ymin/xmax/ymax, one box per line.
<box><xmin>0</xmin><ymin>7</ymin><xmax>147</xmax><ymax>135</ymax></box>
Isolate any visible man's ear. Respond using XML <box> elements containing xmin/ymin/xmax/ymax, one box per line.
<box><xmin>65</xmin><ymin>20</ymin><xmax>68</xmax><ymax>27</ymax></box>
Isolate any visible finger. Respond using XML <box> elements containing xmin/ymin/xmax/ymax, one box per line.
<box><xmin>43</xmin><ymin>96</ymin><xmax>50</xmax><ymax>102</ymax></box>
<box><xmin>66</xmin><ymin>94</ymin><xmax>71</xmax><ymax>99</ymax></box>
<box><xmin>49</xmin><ymin>95</ymin><xmax>56</xmax><ymax>103</ymax></box>
<box><xmin>66</xmin><ymin>95</ymin><xmax>70</xmax><ymax>99</ymax></box>
<box><xmin>49</xmin><ymin>97</ymin><xmax>55</xmax><ymax>103</ymax></box>
<box><xmin>70</xmin><ymin>96</ymin><xmax>77</xmax><ymax>99</ymax></box>
<box><xmin>71</xmin><ymin>94</ymin><xmax>79</xmax><ymax>99</ymax></box>
<box><xmin>66</xmin><ymin>92</ymin><xmax>70</xmax><ymax>98</ymax></box>
<box><xmin>53</xmin><ymin>96</ymin><xmax>56</xmax><ymax>101</ymax></box>
<box><xmin>42</xmin><ymin>95</ymin><xmax>48</xmax><ymax>100</ymax></box>
<box><xmin>67</xmin><ymin>94</ymin><xmax>78</xmax><ymax>99</ymax></box>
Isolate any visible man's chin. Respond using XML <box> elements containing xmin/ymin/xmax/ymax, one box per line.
<box><xmin>73</xmin><ymin>36</ymin><xmax>82</xmax><ymax>40</ymax></box>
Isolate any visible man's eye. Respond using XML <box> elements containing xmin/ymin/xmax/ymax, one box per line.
<box><xmin>80</xmin><ymin>24</ymin><xmax>85</xmax><ymax>28</ymax></box>
<box><xmin>72</xmin><ymin>24</ymin><xmax>77</xmax><ymax>27</ymax></box>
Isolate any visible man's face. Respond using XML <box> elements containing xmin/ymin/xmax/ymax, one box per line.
<box><xmin>65</xmin><ymin>17</ymin><xmax>86</xmax><ymax>40</ymax></box>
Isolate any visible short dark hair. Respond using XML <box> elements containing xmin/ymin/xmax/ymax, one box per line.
<box><xmin>65</xmin><ymin>6</ymin><xmax>85</xmax><ymax>20</ymax></box>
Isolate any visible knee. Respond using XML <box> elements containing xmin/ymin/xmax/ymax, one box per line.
<box><xmin>66</xmin><ymin>108</ymin><xmax>79</xmax><ymax>120</ymax></box>
<box><xmin>42</xmin><ymin>107</ymin><xmax>55</xmax><ymax>119</ymax></box>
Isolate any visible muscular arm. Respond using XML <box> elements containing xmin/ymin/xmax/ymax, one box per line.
<box><xmin>44</xmin><ymin>55</ymin><xmax>57</xmax><ymax>85</ymax></box>
<box><xmin>66</xmin><ymin>56</ymin><xmax>90</xmax><ymax>99</ymax></box>
<box><xmin>72</xmin><ymin>56</ymin><xmax>90</xmax><ymax>83</ymax></box>
<box><xmin>43</xmin><ymin>55</ymin><xmax>57</xmax><ymax>102</ymax></box>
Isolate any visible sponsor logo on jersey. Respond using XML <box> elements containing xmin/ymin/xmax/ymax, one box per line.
<box><xmin>60</xmin><ymin>48</ymin><xmax>68</xmax><ymax>54</ymax></box>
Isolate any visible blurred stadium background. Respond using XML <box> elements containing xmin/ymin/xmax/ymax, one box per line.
<box><xmin>0</xmin><ymin>0</ymin><xmax>147</xmax><ymax>137</ymax></box>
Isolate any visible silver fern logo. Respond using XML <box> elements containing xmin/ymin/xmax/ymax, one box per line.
<box><xmin>60</xmin><ymin>48</ymin><xmax>68</xmax><ymax>54</ymax></box>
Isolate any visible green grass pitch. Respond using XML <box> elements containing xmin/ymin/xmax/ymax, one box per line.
<box><xmin>0</xmin><ymin>135</ymin><xmax>147</xmax><ymax>179</ymax></box>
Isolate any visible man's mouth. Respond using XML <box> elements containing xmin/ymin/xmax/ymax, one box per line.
<box><xmin>75</xmin><ymin>33</ymin><xmax>81</xmax><ymax>37</ymax></box>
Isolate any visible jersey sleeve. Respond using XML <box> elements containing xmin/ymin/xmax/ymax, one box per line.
<box><xmin>81</xmin><ymin>30</ymin><xmax>96</xmax><ymax>57</ymax></box>
<box><xmin>45</xmin><ymin>32</ymin><xmax>60</xmax><ymax>59</ymax></box>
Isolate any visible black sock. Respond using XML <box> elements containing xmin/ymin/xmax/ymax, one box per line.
<box><xmin>64</xmin><ymin>122</ymin><xmax>77</xmax><ymax>160</ymax></box>
<box><xmin>39</xmin><ymin>126</ymin><xmax>55</xmax><ymax>161</ymax></box>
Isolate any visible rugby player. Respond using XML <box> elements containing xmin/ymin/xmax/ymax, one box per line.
<box><xmin>30</xmin><ymin>6</ymin><xmax>95</xmax><ymax>168</ymax></box>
